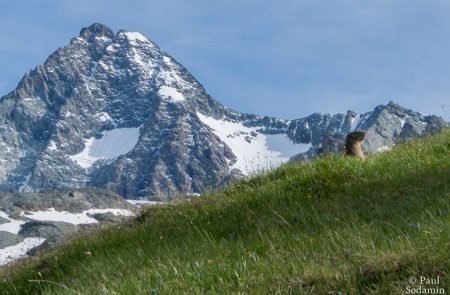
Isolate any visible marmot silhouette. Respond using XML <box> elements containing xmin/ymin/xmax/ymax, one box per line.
<box><xmin>344</xmin><ymin>131</ymin><xmax>366</xmax><ymax>159</ymax></box>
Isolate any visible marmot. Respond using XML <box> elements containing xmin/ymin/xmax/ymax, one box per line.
<box><xmin>344</xmin><ymin>131</ymin><xmax>366</xmax><ymax>159</ymax></box>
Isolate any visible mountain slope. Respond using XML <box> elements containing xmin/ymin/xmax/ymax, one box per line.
<box><xmin>0</xmin><ymin>23</ymin><xmax>446</xmax><ymax>199</ymax></box>
<box><xmin>1</xmin><ymin>129</ymin><xmax>448</xmax><ymax>294</ymax></box>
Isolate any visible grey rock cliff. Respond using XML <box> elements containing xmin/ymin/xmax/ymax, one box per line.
<box><xmin>289</xmin><ymin>101</ymin><xmax>447</xmax><ymax>161</ymax></box>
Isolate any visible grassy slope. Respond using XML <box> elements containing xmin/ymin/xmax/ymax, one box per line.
<box><xmin>1</xmin><ymin>130</ymin><xmax>449</xmax><ymax>294</ymax></box>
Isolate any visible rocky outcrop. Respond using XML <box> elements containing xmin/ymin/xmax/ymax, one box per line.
<box><xmin>0</xmin><ymin>189</ymin><xmax>139</xmax><ymax>264</ymax></box>
<box><xmin>0</xmin><ymin>189</ymin><xmax>134</xmax><ymax>214</ymax></box>
<box><xmin>0</xmin><ymin>232</ymin><xmax>23</xmax><ymax>248</ymax></box>
<box><xmin>19</xmin><ymin>221</ymin><xmax>79</xmax><ymax>255</ymax></box>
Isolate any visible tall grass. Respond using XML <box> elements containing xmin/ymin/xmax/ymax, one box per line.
<box><xmin>1</xmin><ymin>130</ymin><xmax>449</xmax><ymax>294</ymax></box>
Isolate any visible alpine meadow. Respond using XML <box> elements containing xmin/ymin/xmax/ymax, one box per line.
<box><xmin>1</xmin><ymin>129</ymin><xmax>448</xmax><ymax>294</ymax></box>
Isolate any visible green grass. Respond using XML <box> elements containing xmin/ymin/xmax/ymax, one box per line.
<box><xmin>1</xmin><ymin>130</ymin><xmax>449</xmax><ymax>294</ymax></box>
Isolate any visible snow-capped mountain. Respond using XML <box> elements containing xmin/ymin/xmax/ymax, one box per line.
<box><xmin>0</xmin><ymin>23</ymin><xmax>446</xmax><ymax>199</ymax></box>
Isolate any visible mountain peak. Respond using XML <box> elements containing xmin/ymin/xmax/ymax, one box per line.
<box><xmin>0</xmin><ymin>24</ymin><xmax>446</xmax><ymax>199</ymax></box>
<box><xmin>79</xmin><ymin>23</ymin><xmax>114</xmax><ymax>40</ymax></box>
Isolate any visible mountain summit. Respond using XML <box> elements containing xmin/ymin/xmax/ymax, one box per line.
<box><xmin>0</xmin><ymin>24</ymin><xmax>446</xmax><ymax>199</ymax></box>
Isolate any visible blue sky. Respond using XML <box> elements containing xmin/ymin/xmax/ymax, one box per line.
<box><xmin>1</xmin><ymin>0</ymin><xmax>449</xmax><ymax>120</ymax></box>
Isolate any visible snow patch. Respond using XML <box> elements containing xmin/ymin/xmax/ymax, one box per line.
<box><xmin>18</xmin><ymin>174</ymin><xmax>32</xmax><ymax>192</ymax></box>
<box><xmin>0</xmin><ymin>207</ymin><xmax>135</xmax><ymax>266</ymax></box>
<box><xmin>21</xmin><ymin>208</ymin><xmax>134</xmax><ymax>225</ymax></box>
<box><xmin>48</xmin><ymin>140</ymin><xmax>58</xmax><ymax>151</ymax></box>
<box><xmin>70</xmin><ymin>127</ymin><xmax>141</xmax><ymax>168</ymax></box>
<box><xmin>126</xmin><ymin>200</ymin><xmax>164</xmax><ymax>206</ymax></box>
<box><xmin>0</xmin><ymin>211</ymin><xmax>26</xmax><ymax>234</ymax></box>
<box><xmin>95</xmin><ymin>36</ymin><xmax>112</xmax><ymax>44</ymax></box>
<box><xmin>377</xmin><ymin>146</ymin><xmax>391</xmax><ymax>152</ymax></box>
<box><xmin>350</xmin><ymin>115</ymin><xmax>361</xmax><ymax>131</ymax></box>
<box><xmin>186</xmin><ymin>193</ymin><xmax>201</xmax><ymax>197</ymax></box>
<box><xmin>399</xmin><ymin>116</ymin><xmax>408</xmax><ymax>128</ymax></box>
<box><xmin>124</xmin><ymin>32</ymin><xmax>149</xmax><ymax>43</ymax></box>
<box><xmin>64</xmin><ymin>111</ymin><xmax>75</xmax><ymax>118</ymax></box>
<box><xmin>97</xmin><ymin>112</ymin><xmax>112</xmax><ymax>122</ymax></box>
<box><xmin>197</xmin><ymin>112</ymin><xmax>309</xmax><ymax>174</ymax></box>
<box><xmin>157</xmin><ymin>56</ymin><xmax>194</xmax><ymax>92</ymax></box>
<box><xmin>106</xmin><ymin>44</ymin><xmax>117</xmax><ymax>53</ymax></box>
<box><xmin>87</xmin><ymin>61</ymin><xmax>98</xmax><ymax>80</ymax></box>
<box><xmin>158</xmin><ymin>86</ymin><xmax>185</xmax><ymax>102</ymax></box>
<box><xmin>265</xmin><ymin>134</ymin><xmax>311</xmax><ymax>158</ymax></box>
<box><xmin>130</xmin><ymin>47</ymin><xmax>155</xmax><ymax>72</ymax></box>
<box><xmin>0</xmin><ymin>238</ymin><xmax>46</xmax><ymax>266</ymax></box>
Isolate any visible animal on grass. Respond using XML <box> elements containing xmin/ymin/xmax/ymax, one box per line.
<box><xmin>344</xmin><ymin>131</ymin><xmax>366</xmax><ymax>159</ymax></box>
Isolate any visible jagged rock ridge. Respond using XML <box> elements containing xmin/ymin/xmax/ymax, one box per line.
<box><xmin>0</xmin><ymin>23</ymin><xmax>446</xmax><ymax>199</ymax></box>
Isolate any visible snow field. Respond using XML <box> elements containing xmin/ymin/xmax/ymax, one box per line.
<box><xmin>70</xmin><ymin>126</ymin><xmax>141</xmax><ymax>168</ymax></box>
<box><xmin>196</xmin><ymin>112</ymin><xmax>311</xmax><ymax>174</ymax></box>
<box><xmin>0</xmin><ymin>208</ymin><xmax>135</xmax><ymax>266</ymax></box>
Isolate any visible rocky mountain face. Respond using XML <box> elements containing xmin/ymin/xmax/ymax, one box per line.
<box><xmin>0</xmin><ymin>23</ymin><xmax>447</xmax><ymax>199</ymax></box>
<box><xmin>289</xmin><ymin>102</ymin><xmax>448</xmax><ymax>161</ymax></box>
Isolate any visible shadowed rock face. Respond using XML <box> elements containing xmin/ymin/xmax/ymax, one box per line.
<box><xmin>0</xmin><ymin>23</ymin><xmax>447</xmax><ymax>199</ymax></box>
<box><xmin>19</xmin><ymin>220</ymin><xmax>77</xmax><ymax>238</ymax></box>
